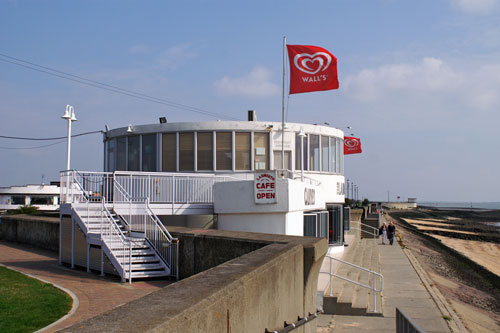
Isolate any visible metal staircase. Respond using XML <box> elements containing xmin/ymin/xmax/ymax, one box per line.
<box><xmin>60</xmin><ymin>171</ymin><xmax>178</xmax><ymax>283</ymax></box>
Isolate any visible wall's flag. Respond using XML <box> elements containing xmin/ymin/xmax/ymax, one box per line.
<box><xmin>287</xmin><ymin>44</ymin><xmax>339</xmax><ymax>94</ymax></box>
<box><xmin>344</xmin><ymin>137</ymin><xmax>362</xmax><ymax>155</ymax></box>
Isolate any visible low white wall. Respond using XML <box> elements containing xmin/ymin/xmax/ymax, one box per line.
<box><xmin>218</xmin><ymin>213</ymin><xmax>286</xmax><ymax>234</ymax></box>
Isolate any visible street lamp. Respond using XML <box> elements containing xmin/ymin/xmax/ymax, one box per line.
<box><xmin>61</xmin><ymin>105</ymin><xmax>77</xmax><ymax>170</ymax></box>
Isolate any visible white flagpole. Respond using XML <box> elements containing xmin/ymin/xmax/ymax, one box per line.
<box><xmin>282</xmin><ymin>36</ymin><xmax>286</xmax><ymax>171</ymax></box>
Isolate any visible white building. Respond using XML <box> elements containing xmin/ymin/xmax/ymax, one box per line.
<box><xmin>59</xmin><ymin>113</ymin><xmax>347</xmax><ymax>282</ymax></box>
<box><xmin>100</xmin><ymin>116</ymin><xmax>346</xmax><ymax>246</ymax></box>
<box><xmin>0</xmin><ymin>184</ymin><xmax>60</xmax><ymax>211</ymax></box>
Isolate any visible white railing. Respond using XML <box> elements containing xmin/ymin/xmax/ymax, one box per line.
<box><xmin>321</xmin><ymin>255</ymin><xmax>384</xmax><ymax>313</ymax></box>
<box><xmin>144</xmin><ymin>199</ymin><xmax>179</xmax><ymax>280</ymax></box>
<box><xmin>60</xmin><ymin>170</ymin><xmax>240</xmax><ymax>205</ymax></box>
<box><xmin>100</xmin><ymin>197</ymin><xmax>132</xmax><ymax>283</ymax></box>
<box><xmin>275</xmin><ymin>169</ymin><xmax>322</xmax><ymax>186</ymax></box>
<box><xmin>350</xmin><ymin>220</ymin><xmax>379</xmax><ymax>240</ymax></box>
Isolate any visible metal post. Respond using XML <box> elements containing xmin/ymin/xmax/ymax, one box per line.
<box><xmin>372</xmin><ymin>271</ymin><xmax>377</xmax><ymax>312</ymax></box>
<box><xmin>329</xmin><ymin>257</ymin><xmax>333</xmax><ymax>296</ymax></box>
<box><xmin>281</xmin><ymin>36</ymin><xmax>286</xmax><ymax>170</ymax></box>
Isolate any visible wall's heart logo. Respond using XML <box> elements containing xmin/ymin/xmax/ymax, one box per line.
<box><xmin>293</xmin><ymin>52</ymin><xmax>332</xmax><ymax>75</ymax></box>
<box><xmin>345</xmin><ymin>138</ymin><xmax>359</xmax><ymax>148</ymax></box>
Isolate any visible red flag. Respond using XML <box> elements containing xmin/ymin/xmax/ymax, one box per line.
<box><xmin>287</xmin><ymin>44</ymin><xmax>339</xmax><ymax>94</ymax></box>
<box><xmin>344</xmin><ymin>137</ymin><xmax>362</xmax><ymax>155</ymax></box>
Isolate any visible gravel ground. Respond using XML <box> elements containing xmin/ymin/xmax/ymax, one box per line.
<box><xmin>387</xmin><ymin>211</ymin><xmax>500</xmax><ymax>332</ymax></box>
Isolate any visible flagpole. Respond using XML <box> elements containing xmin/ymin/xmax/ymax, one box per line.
<box><xmin>282</xmin><ymin>36</ymin><xmax>286</xmax><ymax>171</ymax></box>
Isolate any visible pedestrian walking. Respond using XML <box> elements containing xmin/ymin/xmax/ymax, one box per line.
<box><xmin>388</xmin><ymin>221</ymin><xmax>396</xmax><ymax>245</ymax></box>
<box><xmin>379</xmin><ymin>223</ymin><xmax>387</xmax><ymax>245</ymax></box>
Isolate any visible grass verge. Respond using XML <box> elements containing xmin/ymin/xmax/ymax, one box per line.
<box><xmin>0</xmin><ymin>266</ymin><xmax>72</xmax><ymax>332</ymax></box>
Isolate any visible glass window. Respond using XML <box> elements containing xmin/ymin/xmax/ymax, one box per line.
<box><xmin>216</xmin><ymin>132</ymin><xmax>232</xmax><ymax>170</ymax></box>
<box><xmin>318</xmin><ymin>212</ymin><xmax>329</xmax><ymax>238</ymax></box>
<box><xmin>12</xmin><ymin>196</ymin><xmax>25</xmax><ymax>205</ymax></box>
<box><xmin>329</xmin><ymin>206</ymin><xmax>343</xmax><ymax>245</ymax></box>
<box><xmin>107</xmin><ymin>139</ymin><xmax>115</xmax><ymax>172</ymax></box>
<box><xmin>179</xmin><ymin>132</ymin><xmax>194</xmax><ymax>171</ymax></box>
<box><xmin>340</xmin><ymin>139</ymin><xmax>344</xmax><ymax>174</ymax></box>
<box><xmin>330</xmin><ymin>137</ymin><xmax>337</xmax><ymax>174</ymax></box>
<box><xmin>304</xmin><ymin>214</ymin><xmax>317</xmax><ymax>237</ymax></box>
<box><xmin>235</xmin><ymin>132</ymin><xmax>250</xmax><ymax>170</ymax></box>
<box><xmin>142</xmin><ymin>134</ymin><xmax>157</xmax><ymax>172</ymax></box>
<box><xmin>336</xmin><ymin>139</ymin><xmax>341</xmax><ymax>174</ymax></box>
<box><xmin>31</xmin><ymin>196</ymin><xmax>52</xmax><ymax>205</ymax></box>
<box><xmin>117</xmin><ymin>137</ymin><xmax>126</xmax><ymax>171</ymax></box>
<box><xmin>127</xmin><ymin>135</ymin><xmax>140</xmax><ymax>171</ymax></box>
<box><xmin>197</xmin><ymin>132</ymin><xmax>213</xmax><ymax>170</ymax></box>
<box><xmin>254</xmin><ymin>132</ymin><xmax>269</xmax><ymax>170</ymax></box>
<box><xmin>273</xmin><ymin>151</ymin><xmax>291</xmax><ymax>170</ymax></box>
<box><xmin>162</xmin><ymin>133</ymin><xmax>176</xmax><ymax>171</ymax></box>
<box><xmin>321</xmin><ymin>136</ymin><xmax>329</xmax><ymax>172</ymax></box>
<box><xmin>295</xmin><ymin>134</ymin><xmax>301</xmax><ymax>170</ymax></box>
<box><xmin>309</xmin><ymin>135</ymin><xmax>320</xmax><ymax>171</ymax></box>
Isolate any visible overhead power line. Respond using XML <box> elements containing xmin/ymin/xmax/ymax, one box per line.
<box><xmin>0</xmin><ymin>52</ymin><xmax>241</xmax><ymax>121</ymax></box>
<box><xmin>0</xmin><ymin>139</ymin><xmax>67</xmax><ymax>150</ymax></box>
<box><xmin>0</xmin><ymin>130</ymin><xmax>103</xmax><ymax>141</ymax></box>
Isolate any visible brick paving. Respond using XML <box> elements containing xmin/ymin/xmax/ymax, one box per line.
<box><xmin>0</xmin><ymin>241</ymin><xmax>172</xmax><ymax>332</ymax></box>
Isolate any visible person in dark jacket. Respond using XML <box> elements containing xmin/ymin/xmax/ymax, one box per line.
<box><xmin>387</xmin><ymin>221</ymin><xmax>396</xmax><ymax>245</ymax></box>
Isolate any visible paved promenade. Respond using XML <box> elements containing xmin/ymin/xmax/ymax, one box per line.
<box><xmin>0</xmin><ymin>241</ymin><xmax>171</xmax><ymax>332</ymax></box>
<box><xmin>318</xmin><ymin>224</ymin><xmax>452</xmax><ymax>332</ymax></box>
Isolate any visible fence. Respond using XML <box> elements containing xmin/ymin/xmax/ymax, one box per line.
<box><xmin>396</xmin><ymin>307</ymin><xmax>424</xmax><ymax>333</ymax></box>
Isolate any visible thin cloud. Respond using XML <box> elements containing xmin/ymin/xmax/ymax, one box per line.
<box><xmin>344</xmin><ymin>57</ymin><xmax>500</xmax><ymax>113</ymax></box>
<box><xmin>343</xmin><ymin>57</ymin><xmax>463</xmax><ymax>101</ymax></box>
<box><xmin>213</xmin><ymin>65</ymin><xmax>280</xmax><ymax>97</ymax></box>
<box><xmin>156</xmin><ymin>43</ymin><xmax>198</xmax><ymax>70</ymax></box>
<box><xmin>128</xmin><ymin>44</ymin><xmax>150</xmax><ymax>54</ymax></box>
<box><xmin>451</xmin><ymin>0</ymin><xmax>498</xmax><ymax>14</ymax></box>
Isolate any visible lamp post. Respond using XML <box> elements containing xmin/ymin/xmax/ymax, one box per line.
<box><xmin>61</xmin><ymin>105</ymin><xmax>77</xmax><ymax>170</ymax></box>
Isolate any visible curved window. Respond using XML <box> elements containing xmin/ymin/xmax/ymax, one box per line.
<box><xmin>162</xmin><ymin>133</ymin><xmax>176</xmax><ymax>171</ymax></box>
<box><xmin>117</xmin><ymin>137</ymin><xmax>126</xmax><ymax>171</ymax></box>
<box><xmin>235</xmin><ymin>132</ymin><xmax>251</xmax><ymax>170</ymax></box>
<box><xmin>216</xmin><ymin>132</ymin><xmax>232</xmax><ymax>170</ymax></box>
<box><xmin>142</xmin><ymin>134</ymin><xmax>157</xmax><ymax>172</ymax></box>
<box><xmin>179</xmin><ymin>133</ymin><xmax>194</xmax><ymax>171</ymax></box>
<box><xmin>321</xmin><ymin>136</ymin><xmax>329</xmax><ymax>172</ymax></box>
<box><xmin>197</xmin><ymin>132</ymin><xmax>213</xmax><ymax>170</ymax></box>
<box><xmin>254</xmin><ymin>132</ymin><xmax>269</xmax><ymax>170</ymax></box>
<box><xmin>107</xmin><ymin>139</ymin><xmax>116</xmax><ymax>172</ymax></box>
<box><xmin>127</xmin><ymin>135</ymin><xmax>140</xmax><ymax>171</ymax></box>
<box><xmin>310</xmin><ymin>135</ymin><xmax>320</xmax><ymax>171</ymax></box>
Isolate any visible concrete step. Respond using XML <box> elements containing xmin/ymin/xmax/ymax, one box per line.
<box><xmin>323</xmin><ymin>239</ymin><xmax>383</xmax><ymax>316</ymax></box>
<box><xmin>130</xmin><ymin>270</ymin><xmax>170</xmax><ymax>278</ymax></box>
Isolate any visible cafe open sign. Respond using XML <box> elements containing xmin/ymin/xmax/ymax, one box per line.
<box><xmin>254</xmin><ymin>171</ymin><xmax>277</xmax><ymax>204</ymax></box>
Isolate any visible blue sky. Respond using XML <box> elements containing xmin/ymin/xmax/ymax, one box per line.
<box><xmin>1</xmin><ymin>0</ymin><xmax>499</xmax><ymax>202</ymax></box>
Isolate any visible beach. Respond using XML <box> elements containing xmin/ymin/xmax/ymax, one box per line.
<box><xmin>388</xmin><ymin>208</ymin><xmax>500</xmax><ymax>332</ymax></box>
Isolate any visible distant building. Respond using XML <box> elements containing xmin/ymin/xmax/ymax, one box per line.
<box><xmin>0</xmin><ymin>183</ymin><xmax>60</xmax><ymax>211</ymax></box>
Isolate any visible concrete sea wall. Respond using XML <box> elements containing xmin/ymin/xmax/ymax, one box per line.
<box><xmin>0</xmin><ymin>215</ymin><xmax>327</xmax><ymax>333</ymax></box>
<box><xmin>0</xmin><ymin>214</ymin><xmax>59</xmax><ymax>251</ymax></box>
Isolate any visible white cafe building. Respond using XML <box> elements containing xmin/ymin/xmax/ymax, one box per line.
<box><xmin>99</xmin><ymin>112</ymin><xmax>346</xmax><ymax>247</ymax></box>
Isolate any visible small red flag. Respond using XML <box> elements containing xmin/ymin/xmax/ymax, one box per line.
<box><xmin>287</xmin><ymin>44</ymin><xmax>339</xmax><ymax>94</ymax></box>
<box><xmin>344</xmin><ymin>137</ymin><xmax>362</xmax><ymax>155</ymax></box>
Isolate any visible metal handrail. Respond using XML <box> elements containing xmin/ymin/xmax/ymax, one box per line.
<box><xmin>144</xmin><ymin>198</ymin><xmax>179</xmax><ymax>280</ymax></box>
<box><xmin>321</xmin><ymin>255</ymin><xmax>384</xmax><ymax>313</ymax></box>
<box><xmin>275</xmin><ymin>169</ymin><xmax>322</xmax><ymax>186</ymax></box>
<box><xmin>100</xmin><ymin>197</ymin><xmax>132</xmax><ymax>283</ymax></box>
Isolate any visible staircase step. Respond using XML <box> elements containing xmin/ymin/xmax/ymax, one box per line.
<box><xmin>130</xmin><ymin>270</ymin><xmax>170</xmax><ymax>278</ymax></box>
<box><xmin>125</xmin><ymin>262</ymin><xmax>165</xmax><ymax>271</ymax></box>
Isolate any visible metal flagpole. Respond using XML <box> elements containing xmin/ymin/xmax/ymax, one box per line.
<box><xmin>282</xmin><ymin>36</ymin><xmax>286</xmax><ymax>171</ymax></box>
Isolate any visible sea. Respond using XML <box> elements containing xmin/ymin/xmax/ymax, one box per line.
<box><xmin>418</xmin><ymin>201</ymin><xmax>500</xmax><ymax>210</ymax></box>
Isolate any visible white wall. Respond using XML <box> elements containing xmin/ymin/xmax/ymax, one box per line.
<box><xmin>218</xmin><ymin>213</ymin><xmax>286</xmax><ymax>234</ymax></box>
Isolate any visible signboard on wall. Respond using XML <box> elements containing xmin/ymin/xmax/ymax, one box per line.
<box><xmin>254</xmin><ymin>171</ymin><xmax>277</xmax><ymax>204</ymax></box>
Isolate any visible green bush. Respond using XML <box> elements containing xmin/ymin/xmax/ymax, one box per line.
<box><xmin>9</xmin><ymin>205</ymin><xmax>40</xmax><ymax>215</ymax></box>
